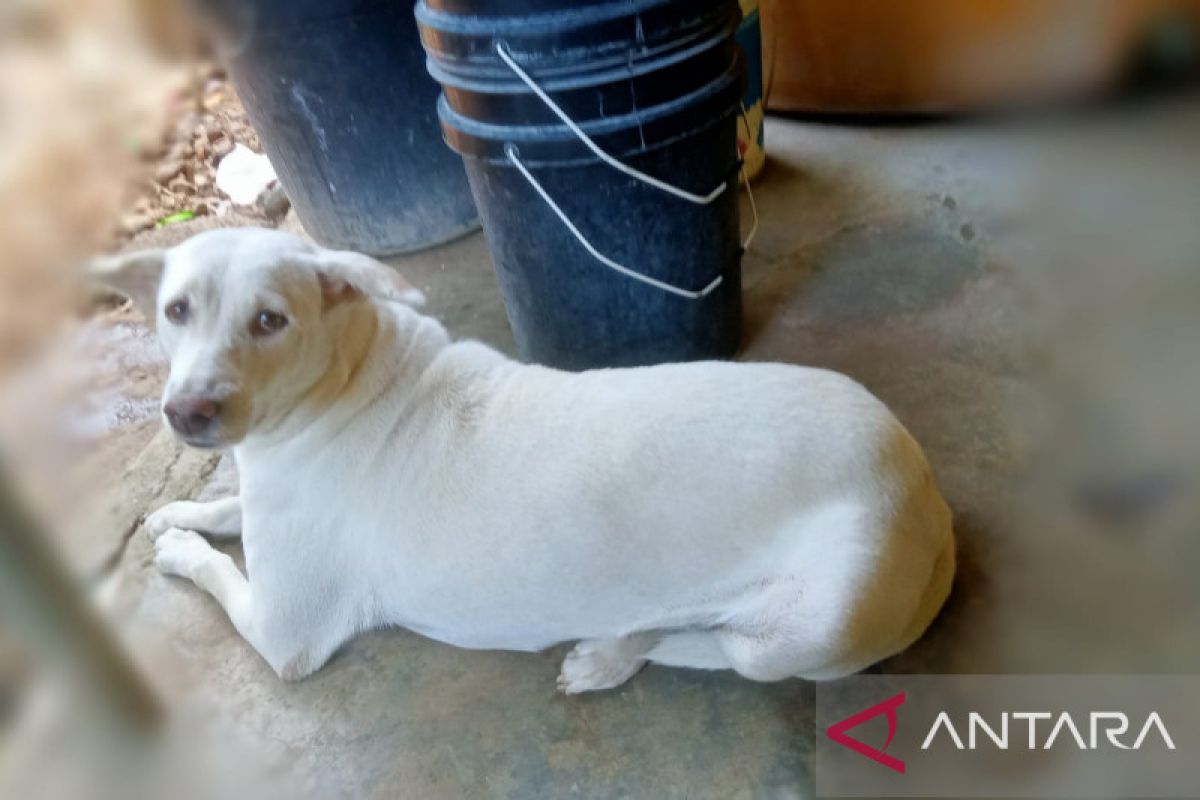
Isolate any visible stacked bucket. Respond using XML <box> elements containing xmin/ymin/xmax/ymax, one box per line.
<box><xmin>416</xmin><ymin>0</ymin><xmax>748</xmax><ymax>369</ymax></box>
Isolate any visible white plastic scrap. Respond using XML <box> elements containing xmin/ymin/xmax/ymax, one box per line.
<box><xmin>215</xmin><ymin>144</ymin><xmax>278</xmax><ymax>205</ymax></box>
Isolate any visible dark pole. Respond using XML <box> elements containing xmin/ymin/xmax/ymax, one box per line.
<box><xmin>0</xmin><ymin>463</ymin><xmax>162</xmax><ymax>733</ymax></box>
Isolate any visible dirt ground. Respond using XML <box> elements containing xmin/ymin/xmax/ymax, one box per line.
<box><xmin>112</xmin><ymin>65</ymin><xmax>266</xmax><ymax>240</ymax></box>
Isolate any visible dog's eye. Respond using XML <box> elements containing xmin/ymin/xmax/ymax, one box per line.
<box><xmin>164</xmin><ymin>299</ymin><xmax>189</xmax><ymax>325</ymax></box>
<box><xmin>250</xmin><ymin>310</ymin><xmax>289</xmax><ymax>337</ymax></box>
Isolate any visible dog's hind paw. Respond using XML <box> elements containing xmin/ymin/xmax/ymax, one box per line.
<box><xmin>557</xmin><ymin>639</ymin><xmax>646</xmax><ymax>695</ymax></box>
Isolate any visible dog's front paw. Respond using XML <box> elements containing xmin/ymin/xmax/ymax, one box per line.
<box><xmin>145</xmin><ymin>501</ymin><xmax>194</xmax><ymax>540</ymax></box>
<box><xmin>557</xmin><ymin>640</ymin><xmax>646</xmax><ymax>695</ymax></box>
<box><xmin>154</xmin><ymin>527</ymin><xmax>214</xmax><ymax>581</ymax></box>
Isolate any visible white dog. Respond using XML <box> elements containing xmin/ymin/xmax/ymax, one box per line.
<box><xmin>93</xmin><ymin>227</ymin><xmax>955</xmax><ymax>692</ymax></box>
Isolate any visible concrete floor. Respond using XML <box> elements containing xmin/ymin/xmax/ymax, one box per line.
<box><xmin>3</xmin><ymin>101</ymin><xmax>1200</xmax><ymax>798</ymax></box>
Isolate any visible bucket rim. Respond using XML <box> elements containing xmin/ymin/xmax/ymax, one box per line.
<box><xmin>424</xmin><ymin>24</ymin><xmax>734</xmax><ymax>94</ymax></box>
<box><xmin>415</xmin><ymin>0</ymin><xmax>740</xmax><ymax>79</ymax></box>
<box><xmin>414</xmin><ymin>0</ymin><xmax>731</xmax><ymax>35</ymax></box>
<box><xmin>438</xmin><ymin>50</ymin><xmax>744</xmax><ymax>166</ymax></box>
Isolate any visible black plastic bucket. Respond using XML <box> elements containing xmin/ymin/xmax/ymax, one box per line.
<box><xmin>417</xmin><ymin>0</ymin><xmax>747</xmax><ymax>369</ymax></box>
<box><xmin>192</xmin><ymin>0</ymin><xmax>479</xmax><ymax>255</ymax></box>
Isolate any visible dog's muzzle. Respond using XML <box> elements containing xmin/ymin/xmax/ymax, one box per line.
<box><xmin>163</xmin><ymin>396</ymin><xmax>223</xmax><ymax>444</ymax></box>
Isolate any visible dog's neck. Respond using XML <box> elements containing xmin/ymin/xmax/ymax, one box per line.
<box><xmin>237</xmin><ymin>298</ymin><xmax>449</xmax><ymax>456</ymax></box>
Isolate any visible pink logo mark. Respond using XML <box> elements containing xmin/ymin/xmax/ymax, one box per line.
<box><xmin>826</xmin><ymin>692</ymin><xmax>907</xmax><ymax>774</ymax></box>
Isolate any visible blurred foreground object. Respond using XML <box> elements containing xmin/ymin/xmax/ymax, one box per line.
<box><xmin>0</xmin><ymin>466</ymin><xmax>161</xmax><ymax>732</ymax></box>
<box><xmin>0</xmin><ymin>465</ymin><xmax>163</xmax><ymax>799</ymax></box>
<box><xmin>0</xmin><ymin>0</ymin><xmax>189</xmax><ymax>374</ymax></box>
<box><xmin>0</xmin><ymin>468</ymin><xmax>295</xmax><ymax>800</ymax></box>
<box><xmin>761</xmin><ymin>0</ymin><xmax>1200</xmax><ymax>113</ymax></box>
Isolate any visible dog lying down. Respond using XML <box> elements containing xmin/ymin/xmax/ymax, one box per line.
<box><xmin>93</xmin><ymin>227</ymin><xmax>955</xmax><ymax>692</ymax></box>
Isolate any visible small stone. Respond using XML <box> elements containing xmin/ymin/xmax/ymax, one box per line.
<box><xmin>258</xmin><ymin>182</ymin><xmax>291</xmax><ymax>220</ymax></box>
<box><xmin>193</xmin><ymin>172</ymin><xmax>212</xmax><ymax>190</ymax></box>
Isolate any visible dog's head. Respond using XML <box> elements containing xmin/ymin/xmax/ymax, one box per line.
<box><xmin>92</xmin><ymin>228</ymin><xmax>425</xmax><ymax>449</ymax></box>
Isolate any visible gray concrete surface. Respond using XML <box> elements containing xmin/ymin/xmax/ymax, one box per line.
<box><xmin>4</xmin><ymin>102</ymin><xmax>1200</xmax><ymax>798</ymax></box>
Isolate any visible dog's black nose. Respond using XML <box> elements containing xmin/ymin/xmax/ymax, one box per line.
<box><xmin>163</xmin><ymin>397</ymin><xmax>222</xmax><ymax>438</ymax></box>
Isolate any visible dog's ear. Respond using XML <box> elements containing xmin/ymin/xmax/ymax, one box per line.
<box><xmin>308</xmin><ymin>249</ymin><xmax>426</xmax><ymax>309</ymax></box>
<box><xmin>88</xmin><ymin>248</ymin><xmax>167</xmax><ymax>322</ymax></box>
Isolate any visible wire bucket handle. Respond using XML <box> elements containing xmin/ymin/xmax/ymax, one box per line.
<box><xmin>496</xmin><ymin>41</ymin><xmax>758</xmax><ymax>300</ymax></box>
